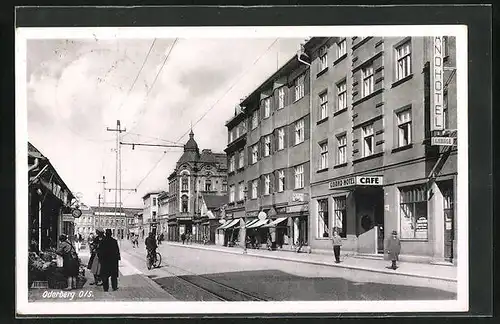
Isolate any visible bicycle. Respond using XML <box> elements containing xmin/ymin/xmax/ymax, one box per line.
<box><xmin>146</xmin><ymin>250</ymin><xmax>162</xmax><ymax>270</ymax></box>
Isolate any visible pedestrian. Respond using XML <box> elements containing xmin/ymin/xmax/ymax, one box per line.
<box><xmin>181</xmin><ymin>233</ymin><xmax>186</xmax><ymax>244</ymax></box>
<box><xmin>89</xmin><ymin>230</ymin><xmax>104</xmax><ymax>285</ymax></box>
<box><xmin>386</xmin><ymin>230</ymin><xmax>401</xmax><ymax>270</ymax></box>
<box><xmin>55</xmin><ymin>234</ymin><xmax>79</xmax><ymax>291</ymax></box>
<box><xmin>332</xmin><ymin>228</ymin><xmax>342</xmax><ymax>263</ymax></box>
<box><xmin>98</xmin><ymin>229</ymin><xmax>121</xmax><ymax>292</ymax></box>
<box><xmin>160</xmin><ymin>233</ymin><xmax>164</xmax><ymax>244</ymax></box>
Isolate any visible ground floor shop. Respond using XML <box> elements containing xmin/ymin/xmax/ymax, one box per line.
<box><xmin>310</xmin><ymin>170</ymin><xmax>458</xmax><ymax>264</ymax></box>
<box><xmin>167</xmin><ymin>217</ymin><xmax>193</xmax><ymax>242</ymax></box>
<box><xmin>192</xmin><ymin>218</ymin><xmax>218</xmax><ymax>244</ymax></box>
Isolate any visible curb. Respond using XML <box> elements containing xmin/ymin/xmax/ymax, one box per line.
<box><xmin>166</xmin><ymin>243</ymin><xmax>457</xmax><ymax>283</ymax></box>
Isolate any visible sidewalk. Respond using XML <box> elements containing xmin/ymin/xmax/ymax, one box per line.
<box><xmin>165</xmin><ymin>242</ymin><xmax>457</xmax><ymax>282</ymax></box>
<box><xmin>28</xmin><ymin>247</ymin><xmax>176</xmax><ymax>302</ymax></box>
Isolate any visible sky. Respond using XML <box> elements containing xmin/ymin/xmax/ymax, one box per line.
<box><xmin>27</xmin><ymin>37</ymin><xmax>303</xmax><ymax>208</ymax></box>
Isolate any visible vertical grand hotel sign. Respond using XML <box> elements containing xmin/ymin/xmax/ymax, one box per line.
<box><xmin>431</xmin><ymin>36</ymin><xmax>444</xmax><ymax>131</ymax></box>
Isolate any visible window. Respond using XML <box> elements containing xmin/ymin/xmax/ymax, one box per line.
<box><xmin>333</xmin><ymin>196</ymin><xmax>347</xmax><ymax>237</ymax></box>
<box><xmin>182</xmin><ymin>176</ymin><xmax>188</xmax><ymax>191</ymax></box>
<box><xmin>240</xmin><ymin>121</ymin><xmax>247</xmax><ymax>135</ymax></box>
<box><xmin>238</xmin><ymin>182</ymin><xmax>245</xmax><ymax>201</ymax></box>
<box><xmin>319</xmin><ymin>142</ymin><xmax>328</xmax><ymax>169</ymax></box>
<box><xmin>295</xmin><ymin>119</ymin><xmax>304</xmax><ymax>145</ymax></box>
<box><xmin>278</xmin><ymin>128</ymin><xmax>285</xmax><ymax>150</ymax></box>
<box><xmin>337</xmin><ymin>80</ymin><xmax>347</xmax><ymax>111</ymax></box>
<box><xmin>251</xmin><ymin>144</ymin><xmax>258</xmax><ymax>164</ymax></box>
<box><xmin>153</xmin><ymin>198</ymin><xmax>157</xmax><ymax>206</ymax></box>
<box><xmin>319</xmin><ymin>45</ymin><xmax>328</xmax><ymax>71</ymax></box>
<box><xmin>205</xmin><ymin>179</ymin><xmax>212</xmax><ymax>191</ymax></box>
<box><xmin>317</xmin><ymin>199</ymin><xmax>329</xmax><ymax>238</ymax></box>
<box><xmin>251</xmin><ymin>180</ymin><xmax>258</xmax><ymax>199</ymax></box>
<box><xmin>181</xmin><ymin>196</ymin><xmax>188</xmax><ymax>213</ymax></box>
<box><xmin>229</xmin><ymin>130</ymin><xmax>234</xmax><ymax>143</ymax></box>
<box><xmin>395</xmin><ymin>41</ymin><xmax>412</xmax><ymax>80</ymax></box>
<box><xmin>278</xmin><ymin>87</ymin><xmax>285</xmax><ymax>109</ymax></box>
<box><xmin>362</xmin><ymin>64</ymin><xmax>374</xmax><ymax>97</ymax></box>
<box><xmin>443</xmin><ymin>90</ymin><xmax>449</xmax><ymax>129</ymax></box>
<box><xmin>278</xmin><ymin>170</ymin><xmax>285</xmax><ymax>192</ymax></box>
<box><xmin>264</xmin><ymin>135</ymin><xmax>271</xmax><ymax>157</ymax></box>
<box><xmin>397</xmin><ymin>109</ymin><xmax>412</xmax><ymax>147</ymax></box>
<box><xmin>238</xmin><ymin>150</ymin><xmax>244</xmax><ymax>169</ymax></box>
<box><xmin>399</xmin><ymin>185</ymin><xmax>428</xmax><ymax>240</ymax></box>
<box><xmin>229</xmin><ymin>154</ymin><xmax>235</xmax><ymax>172</ymax></box>
<box><xmin>251</xmin><ymin>110</ymin><xmax>259</xmax><ymax>129</ymax></box>
<box><xmin>319</xmin><ymin>92</ymin><xmax>328</xmax><ymax>120</ymax></box>
<box><xmin>264</xmin><ymin>174</ymin><xmax>271</xmax><ymax>195</ymax></box>
<box><xmin>229</xmin><ymin>185</ymin><xmax>235</xmax><ymax>203</ymax></box>
<box><xmin>294</xmin><ymin>74</ymin><xmax>305</xmax><ymax>101</ymax></box>
<box><xmin>362</xmin><ymin>124</ymin><xmax>374</xmax><ymax>157</ymax></box>
<box><xmin>235</xmin><ymin>126</ymin><xmax>240</xmax><ymax>139</ymax></box>
<box><xmin>337</xmin><ymin>134</ymin><xmax>347</xmax><ymax>164</ymax></box>
<box><xmin>152</xmin><ymin>211</ymin><xmax>157</xmax><ymax>219</ymax></box>
<box><xmin>337</xmin><ymin>39</ymin><xmax>347</xmax><ymax>58</ymax></box>
<box><xmin>294</xmin><ymin>164</ymin><xmax>304</xmax><ymax>189</ymax></box>
<box><xmin>263</xmin><ymin>98</ymin><xmax>271</xmax><ymax>118</ymax></box>
<box><xmin>222</xmin><ymin>180</ymin><xmax>227</xmax><ymax>192</ymax></box>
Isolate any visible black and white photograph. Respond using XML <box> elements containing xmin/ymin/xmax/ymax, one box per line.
<box><xmin>16</xmin><ymin>22</ymin><xmax>469</xmax><ymax>315</ymax></box>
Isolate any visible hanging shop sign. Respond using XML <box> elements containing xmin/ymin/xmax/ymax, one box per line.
<box><xmin>431</xmin><ymin>36</ymin><xmax>444</xmax><ymax>131</ymax></box>
<box><xmin>62</xmin><ymin>214</ymin><xmax>75</xmax><ymax>222</ymax></box>
<box><xmin>329</xmin><ymin>176</ymin><xmax>383</xmax><ymax>189</ymax></box>
<box><xmin>431</xmin><ymin>136</ymin><xmax>455</xmax><ymax>146</ymax></box>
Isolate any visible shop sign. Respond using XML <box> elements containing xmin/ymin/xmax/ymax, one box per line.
<box><xmin>62</xmin><ymin>214</ymin><xmax>74</xmax><ymax>222</ymax></box>
<box><xmin>329</xmin><ymin>176</ymin><xmax>383</xmax><ymax>189</ymax></box>
<box><xmin>415</xmin><ymin>216</ymin><xmax>428</xmax><ymax>239</ymax></box>
<box><xmin>286</xmin><ymin>204</ymin><xmax>308</xmax><ymax>213</ymax></box>
<box><xmin>292</xmin><ymin>192</ymin><xmax>305</xmax><ymax>202</ymax></box>
<box><xmin>431</xmin><ymin>136</ymin><xmax>455</xmax><ymax>146</ymax></box>
<box><xmin>247</xmin><ymin>211</ymin><xmax>259</xmax><ymax>218</ymax></box>
<box><xmin>276</xmin><ymin>207</ymin><xmax>287</xmax><ymax>214</ymax></box>
<box><xmin>431</xmin><ymin>36</ymin><xmax>444</xmax><ymax>131</ymax></box>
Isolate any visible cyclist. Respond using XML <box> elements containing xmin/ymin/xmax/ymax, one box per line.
<box><xmin>145</xmin><ymin>232</ymin><xmax>158</xmax><ymax>265</ymax></box>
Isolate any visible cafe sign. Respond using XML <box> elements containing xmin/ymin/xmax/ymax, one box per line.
<box><xmin>329</xmin><ymin>176</ymin><xmax>383</xmax><ymax>189</ymax></box>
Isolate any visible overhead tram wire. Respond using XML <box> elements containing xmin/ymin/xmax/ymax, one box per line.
<box><xmin>121</xmin><ymin>38</ymin><xmax>279</xmax><ymax>203</ymax></box>
<box><xmin>175</xmin><ymin>38</ymin><xmax>278</xmax><ymax>143</ymax></box>
<box><xmin>125</xmin><ymin>38</ymin><xmax>179</xmax><ymax>136</ymax></box>
<box><xmin>124</xmin><ymin>131</ymin><xmax>183</xmax><ymax>145</ymax></box>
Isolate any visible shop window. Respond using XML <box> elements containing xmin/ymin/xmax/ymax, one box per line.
<box><xmin>397</xmin><ymin>109</ymin><xmax>412</xmax><ymax>147</ymax></box>
<box><xmin>181</xmin><ymin>196</ymin><xmax>188</xmax><ymax>213</ymax></box>
<box><xmin>333</xmin><ymin>196</ymin><xmax>347</xmax><ymax>238</ymax></box>
<box><xmin>278</xmin><ymin>170</ymin><xmax>285</xmax><ymax>192</ymax></box>
<box><xmin>278</xmin><ymin>128</ymin><xmax>285</xmax><ymax>150</ymax></box>
<box><xmin>319</xmin><ymin>91</ymin><xmax>328</xmax><ymax>120</ymax></box>
<box><xmin>395</xmin><ymin>41</ymin><xmax>412</xmax><ymax>80</ymax></box>
<box><xmin>362</xmin><ymin>124</ymin><xmax>374</xmax><ymax>157</ymax></box>
<box><xmin>317</xmin><ymin>199</ymin><xmax>329</xmax><ymax>238</ymax></box>
<box><xmin>294</xmin><ymin>165</ymin><xmax>304</xmax><ymax>189</ymax></box>
<box><xmin>337</xmin><ymin>80</ymin><xmax>347</xmax><ymax>111</ymax></box>
<box><xmin>337</xmin><ymin>134</ymin><xmax>347</xmax><ymax>164</ymax></box>
<box><xmin>295</xmin><ymin>118</ymin><xmax>304</xmax><ymax>145</ymax></box>
<box><xmin>362</xmin><ymin>64</ymin><xmax>374</xmax><ymax>97</ymax></box>
<box><xmin>294</xmin><ymin>74</ymin><xmax>305</xmax><ymax>101</ymax></box>
<box><xmin>399</xmin><ymin>185</ymin><xmax>428</xmax><ymax>240</ymax></box>
<box><xmin>278</xmin><ymin>87</ymin><xmax>285</xmax><ymax>109</ymax></box>
<box><xmin>319</xmin><ymin>142</ymin><xmax>328</xmax><ymax>170</ymax></box>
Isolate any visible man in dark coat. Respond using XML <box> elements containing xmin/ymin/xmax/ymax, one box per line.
<box><xmin>386</xmin><ymin>230</ymin><xmax>401</xmax><ymax>270</ymax></box>
<box><xmin>98</xmin><ymin>229</ymin><xmax>121</xmax><ymax>291</ymax></box>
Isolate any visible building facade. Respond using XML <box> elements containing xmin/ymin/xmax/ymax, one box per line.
<box><xmin>158</xmin><ymin>191</ymin><xmax>169</xmax><ymax>237</ymax></box>
<box><xmin>77</xmin><ymin>206</ymin><xmax>142</xmax><ymax>239</ymax></box>
<box><xmin>223</xmin><ymin>54</ymin><xmax>312</xmax><ymax>250</ymax></box>
<box><xmin>142</xmin><ymin>192</ymin><xmax>161</xmax><ymax>237</ymax></box>
<box><xmin>307</xmin><ymin>36</ymin><xmax>457</xmax><ymax>264</ymax></box>
<box><xmin>167</xmin><ymin>130</ymin><xmax>227</xmax><ymax>242</ymax></box>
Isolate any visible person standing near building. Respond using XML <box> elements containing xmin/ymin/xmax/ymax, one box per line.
<box><xmin>331</xmin><ymin>228</ymin><xmax>342</xmax><ymax>263</ymax></box>
<box><xmin>56</xmin><ymin>234</ymin><xmax>79</xmax><ymax>291</ymax></box>
<box><xmin>386</xmin><ymin>230</ymin><xmax>401</xmax><ymax>270</ymax></box>
<box><xmin>75</xmin><ymin>233</ymin><xmax>82</xmax><ymax>253</ymax></box>
<box><xmin>89</xmin><ymin>229</ymin><xmax>104</xmax><ymax>286</ymax></box>
<box><xmin>98</xmin><ymin>229</ymin><xmax>121</xmax><ymax>291</ymax></box>
<box><xmin>181</xmin><ymin>232</ymin><xmax>186</xmax><ymax>244</ymax></box>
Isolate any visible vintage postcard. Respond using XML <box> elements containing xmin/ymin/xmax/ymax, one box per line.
<box><xmin>16</xmin><ymin>24</ymin><xmax>468</xmax><ymax>316</ymax></box>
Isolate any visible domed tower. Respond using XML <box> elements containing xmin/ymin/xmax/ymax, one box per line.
<box><xmin>178</xmin><ymin>129</ymin><xmax>200</xmax><ymax>166</ymax></box>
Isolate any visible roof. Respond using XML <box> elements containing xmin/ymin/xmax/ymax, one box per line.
<box><xmin>202</xmin><ymin>194</ymin><xmax>228</xmax><ymax>209</ymax></box>
<box><xmin>142</xmin><ymin>191</ymin><xmax>162</xmax><ymax>200</ymax></box>
<box><xmin>28</xmin><ymin>142</ymin><xmax>46</xmax><ymax>159</ymax></box>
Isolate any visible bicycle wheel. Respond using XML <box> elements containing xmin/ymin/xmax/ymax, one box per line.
<box><xmin>146</xmin><ymin>254</ymin><xmax>152</xmax><ymax>270</ymax></box>
<box><xmin>153</xmin><ymin>252</ymin><xmax>161</xmax><ymax>268</ymax></box>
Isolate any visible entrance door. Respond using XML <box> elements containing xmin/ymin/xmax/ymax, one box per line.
<box><xmin>442</xmin><ymin>183</ymin><xmax>454</xmax><ymax>262</ymax></box>
<box><xmin>373</xmin><ymin>191</ymin><xmax>385</xmax><ymax>254</ymax></box>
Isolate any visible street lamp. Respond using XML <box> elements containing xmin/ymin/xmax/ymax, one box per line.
<box><xmin>242</xmin><ymin>186</ymin><xmax>248</xmax><ymax>254</ymax></box>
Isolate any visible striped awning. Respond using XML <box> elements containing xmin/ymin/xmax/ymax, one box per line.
<box><xmin>262</xmin><ymin>217</ymin><xmax>288</xmax><ymax>228</ymax></box>
<box><xmin>216</xmin><ymin>219</ymin><xmax>232</xmax><ymax>230</ymax></box>
<box><xmin>234</xmin><ymin>218</ymin><xmax>258</xmax><ymax>229</ymax></box>
<box><xmin>217</xmin><ymin>219</ymin><xmax>239</xmax><ymax>230</ymax></box>
<box><xmin>247</xmin><ymin>218</ymin><xmax>269</xmax><ymax>229</ymax></box>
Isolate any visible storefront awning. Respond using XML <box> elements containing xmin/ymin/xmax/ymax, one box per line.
<box><xmin>224</xmin><ymin>219</ymin><xmax>240</xmax><ymax>230</ymax></box>
<box><xmin>216</xmin><ymin>219</ymin><xmax>232</xmax><ymax>230</ymax></box>
<box><xmin>247</xmin><ymin>218</ymin><xmax>269</xmax><ymax>229</ymax></box>
<box><xmin>234</xmin><ymin>218</ymin><xmax>258</xmax><ymax>229</ymax></box>
<box><xmin>262</xmin><ymin>217</ymin><xmax>288</xmax><ymax>228</ymax></box>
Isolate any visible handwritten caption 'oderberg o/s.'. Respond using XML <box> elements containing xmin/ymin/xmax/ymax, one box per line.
<box><xmin>41</xmin><ymin>290</ymin><xmax>94</xmax><ymax>301</ymax></box>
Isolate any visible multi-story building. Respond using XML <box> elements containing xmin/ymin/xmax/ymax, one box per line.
<box><xmin>158</xmin><ymin>191</ymin><xmax>169</xmax><ymax>237</ymax></box>
<box><xmin>167</xmin><ymin>130</ymin><xmax>227</xmax><ymax>242</ymax></box>
<box><xmin>87</xmin><ymin>206</ymin><xmax>142</xmax><ymax>239</ymax></box>
<box><xmin>223</xmin><ymin>54</ymin><xmax>312</xmax><ymax>249</ymax></box>
<box><xmin>142</xmin><ymin>191</ymin><xmax>161</xmax><ymax>237</ymax></box>
<box><xmin>306</xmin><ymin>36</ymin><xmax>457</xmax><ymax>264</ymax></box>
<box><xmin>73</xmin><ymin>204</ymin><xmax>94</xmax><ymax>238</ymax></box>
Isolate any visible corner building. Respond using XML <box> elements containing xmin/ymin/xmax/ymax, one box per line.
<box><xmin>307</xmin><ymin>36</ymin><xmax>457</xmax><ymax>264</ymax></box>
<box><xmin>224</xmin><ymin>55</ymin><xmax>311</xmax><ymax>249</ymax></box>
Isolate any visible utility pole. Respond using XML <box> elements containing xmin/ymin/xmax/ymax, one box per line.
<box><xmin>107</xmin><ymin>120</ymin><xmax>126</xmax><ymax>236</ymax></box>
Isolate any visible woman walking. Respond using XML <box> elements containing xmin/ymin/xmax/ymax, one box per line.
<box><xmin>89</xmin><ymin>229</ymin><xmax>104</xmax><ymax>285</ymax></box>
<box><xmin>56</xmin><ymin>234</ymin><xmax>79</xmax><ymax>290</ymax></box>
<box><xmin>332</xmin><ymin>228</ymin><xmax>342</xmax><ymax>263</ymax></box>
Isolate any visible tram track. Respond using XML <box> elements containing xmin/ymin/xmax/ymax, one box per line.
<box><xmin>122</xmin><ymin>248</ymin><xmax>272</xmax><ymax>301</ymax></box>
